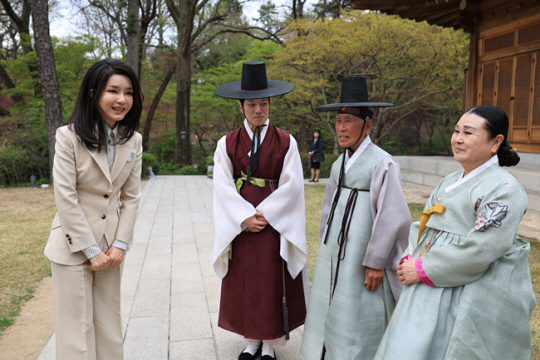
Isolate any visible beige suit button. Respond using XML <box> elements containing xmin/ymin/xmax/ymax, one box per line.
<box><xmin>101</xmin><ymin>215</ymin><xmax>106</xmax><ymax>219</ymax></box>
<box><xmin>104</xmin><ymin>194</ymin><xmax>109</xmax><ymax>199</ymax></box>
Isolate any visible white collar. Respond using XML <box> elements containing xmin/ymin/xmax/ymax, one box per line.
<box><xmin>244</xmin><ymin>119</ymin><xmax>269</xmax><ymax>154</ymax></box>
<box><xmin>344</xmin><ymin>135</ymin><xmax>372</xmax><ymax>173</ymax></box>
<box><xmin>445</xmin><ymin>155</ymin><xmax>499</xmax><ymax>193</ymax></box>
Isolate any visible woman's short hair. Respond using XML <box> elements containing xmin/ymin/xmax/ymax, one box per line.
<box><xmin>466</xmin><ymin>105</ymin><xmax>520</xmax><ymax>167</ymax></box>
<box><xmin>68</xmin><ymin>59</ymin><xmax>143</xmax><ymax>151</ymax></box>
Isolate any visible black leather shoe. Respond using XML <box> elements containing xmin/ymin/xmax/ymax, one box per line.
<box><xmin>261</xmin><ymin>351</ymin><xmax>276</xmax><ymax>360</ymax></box>
<box><xmin>238</xmin><ymin>343</ymin><xmax>262</xmax><ymax>360</ymax></box>
<box><xmin>238</xmin><ymin>352</ymin><xmax>256</xmax><ymax>360</ymax></box>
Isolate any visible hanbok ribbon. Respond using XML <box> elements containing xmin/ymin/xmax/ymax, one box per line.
<box><xmin>235</xmin><ymin>171</ymin><xmax>266</xmax><ymax>193</ymax></box>
<box><xmin>417</xmin><ymin>204</ymin><xmax>445</xmax><ymax>244</ymax></box>
<box><xmin>246</xmin><ymin>125</ymin><xmax>266</xmax><ymax>182</ymax></box>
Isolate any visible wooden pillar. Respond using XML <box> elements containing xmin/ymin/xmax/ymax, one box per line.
<box><xmin>467</xmin><ymin>16</ymin><xmax>479</xmax><ymax>110</ymax></box>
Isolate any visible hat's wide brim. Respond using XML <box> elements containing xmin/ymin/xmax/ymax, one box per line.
<box><xmin>214</xmin><ymin>80</ymin><xmax>294</xmax><ymax>99</ymax></box>
<box><xmin>316</xmin><ymin>102</ymin><xmax>394</xmax><ymax>111</ymax></box>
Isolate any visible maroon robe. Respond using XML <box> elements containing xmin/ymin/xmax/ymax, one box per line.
<box><xmin>218</xmin><ymin>123</ymin><xmax>306</xmax><ymax>340</ymax></box>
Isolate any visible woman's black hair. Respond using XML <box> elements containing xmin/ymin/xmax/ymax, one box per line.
<box><xmin>313</xmin><ymin>129</ymin><xmax>322</xmax><ymax>140</ymax></box>
<box><xmin>466</xmin><ymin>105</ymin><xmax>520</xmax><ymax>167</ymax></box>
<box><xmin>67</xmin><ymin>59</ymin><xmax>143</xmax><ymax>151</ymax></box>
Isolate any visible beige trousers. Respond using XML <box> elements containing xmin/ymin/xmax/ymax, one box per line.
<box><xmin>51</xmin><ymin>237</ymin><xmax>123</xmax><ymax>360</ymax></box>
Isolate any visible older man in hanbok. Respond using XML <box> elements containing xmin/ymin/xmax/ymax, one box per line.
<box><xmin>300</xmin><ymin>76</ymin><xmax>412</xmax><ymax>360</ymax></box>
<box><xmin>212</xmin><ymin>61</ymin><xmax>309</xmax><ymax>360</ymax></box>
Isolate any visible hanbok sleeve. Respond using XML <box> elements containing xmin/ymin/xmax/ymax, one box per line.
<box><xmin>362</xmin><ymin>157</ymin><xmax>412</xmax><ymax>271</ymax></box>
<box><xmin>419</xmin><ymin>178</ymin><xmax>528</xmax><ymax>287</ymax></box>
<box><xmin>212</xmin><ymin>136</ymin><xmax>257</xmax><ymax>278</ymax></box>
<box><xmin>256</xmin><ymin>135</ymin><xmax>307</xmax><ymax>279</ymax></box>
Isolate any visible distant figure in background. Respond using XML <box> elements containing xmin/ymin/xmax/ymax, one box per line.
<box><xmin>308</xmin><ymin>130</ymin><xmax>324</xmax><ymax>182</ymax></box>
<box><xmin>375</xmin><ymin>105</ymin><xmax>536</xmax><ymax>360</ymax></box>
<box><xmin>44</xmin><ymin>59</ymin><xmax>143</xmax><ymax>360</ymax></box>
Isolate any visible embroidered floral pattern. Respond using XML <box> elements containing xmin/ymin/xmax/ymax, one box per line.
<box><xmin>474</xmin><ymin>202</ymin><xmax>508</xmax><ymax>232</ymax></box>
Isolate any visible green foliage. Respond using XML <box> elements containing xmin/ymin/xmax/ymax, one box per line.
<box><xmin>142</xmin><ymin>152</ymin><xmax>159</xmax><ymax>177</ymax></box>
<box><xmin>2</xmin><ymin>51</ymin><xmax>39</xmax><ymax>101</ymax></box>
<box><xmin>177</xmin><ymin>165</ymin><xmax>200</xmax><ymax>175</ymax></box>
<box><xmin>0</xmin><ymin>144</ymin><xmax>44</xmax><ymax>186</ymax></box>
<box><xmin>270</xmin><ymin>11</ymin><xmax>469</xmax><ymax>155</ymax></box>
<box><xmin>53</xmin><ymin>36</ymin><xmax>98</xmax><ymax>118</ymax></box>
<box><xmin>158</xmin><ymin>162</ymin><xmax>177</xmax><ymax>175</ymax></box>
<box><xmin>146</xmin><ymin>128</ymin><xmax>176</xmax><ymax>164</ymax></box>
<box><xmin>0</xmin><ymin>36</ymin><xmax>99</xmax><ymax>186</ymax></box>
<box><xmin>0</xmin><ymin>115</ymin><xmax>50</xmax><ymax>186</ymax></box>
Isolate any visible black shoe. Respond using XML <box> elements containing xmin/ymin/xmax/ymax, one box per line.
<box><xmin>238</xmin><ymin>343</ymin><xmax>262</xmax><ymax>360</ymax></box>
<box><xmin>261</xmin><ymin>351</ymin><xmax>276</xmax><ymax>360</ymax></box>
<box><xmin>313</xmin><ymin>179</ymin><xmax>319</xmax><ymax>182</ymax></box>
<box><xmin>238</xmin><ymin>352</ymin><xmax>256</xmax><ymax>360</ymax></box>
<box><xmin>308</xmin><ymin>179</ymin><xmax>314</xmax><ymax>182</ymax></box>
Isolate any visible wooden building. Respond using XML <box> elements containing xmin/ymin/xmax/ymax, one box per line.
<box><xmin>351</xmin><ymin>0</ymin><xmax>540</xmax><ymax>154</ymax></box>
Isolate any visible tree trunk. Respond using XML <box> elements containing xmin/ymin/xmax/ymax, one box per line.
<box><xmin>126</xmin><ymin>0</ymin><xmax>140</xmax><ymax>77</ymax></box>
<box><xmin>175</xmin><ymin>49</ymin><xmax>192</xmax><ymax>166</ymax></box>
<box><xmin>32</xmin><ymin>0</ymin><xmax>63</xmax><ymax>183</ymax></box>
<box><xmin>143</xmin><ymin>66</ymin><xmax>176</xmax><ymax>151</ymax></box>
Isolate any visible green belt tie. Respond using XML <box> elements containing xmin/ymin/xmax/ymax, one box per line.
<box><xmin>235</xmin><ymin>171</ymin><xmax>266</xmax><ymax>194</ymax></box>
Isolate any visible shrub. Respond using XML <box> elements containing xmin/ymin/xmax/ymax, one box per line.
<box><xmin>158</xmin><ymin>162</ymin><xmax>177</xmax><ymax>174</ymax></box>
<box><xmin>195</xmin><ymin>157</ymin><xmax>211</xmax><ymax>175</ymax></box>
<box><xmin>141</xmin><ymin>152</ymin><xmax>159</xmax><ymax>177</ymax></box>
<box><xmin>177</xmin><ymin>165</ymin><xmax>200</xmax><ymax>175</ymax></box>
<box><xmin>0</xmin><ymin>144</ymin><xmax>49</xmax><ymax>187</ymax></box>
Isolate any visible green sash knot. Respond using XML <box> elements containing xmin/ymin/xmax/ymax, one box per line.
<box><xmin>235</xmin><ymin>171</ymin><xmax>266</xmax><ymax>193</ymax></box>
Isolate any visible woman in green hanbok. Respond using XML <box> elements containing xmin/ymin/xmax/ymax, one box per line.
<box><xmin>375</xmin><ymin>105</ymin><xmax>536</xmax><ymax>360</ymax></box>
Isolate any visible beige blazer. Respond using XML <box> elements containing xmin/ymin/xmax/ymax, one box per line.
<box><xmin>44</xmin><ymin>124</ymin><xmax>142</xmax><ymax>266</ymax></box>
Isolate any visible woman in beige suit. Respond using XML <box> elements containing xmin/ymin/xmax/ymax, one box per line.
<box><xmin>44</xmin><ymin>59</ymin><xmax>143</xmax><ymax>360</ymax></box>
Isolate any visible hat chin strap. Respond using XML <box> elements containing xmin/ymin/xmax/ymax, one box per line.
<box><xmin>241</xmin><ymin>106</ymin><xmax>267</xmax><ymax>183</ymax></box>
<box><xmin>347</xmin><ymin>117</ymin><xmax>368</xmax><ymax>154</ymax></box>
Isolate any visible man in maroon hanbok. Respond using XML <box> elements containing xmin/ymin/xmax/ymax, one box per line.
<box><xmin>212</xmin><ymin>61</ymin><xmax>309</xmax><ymax>360</ymax></box>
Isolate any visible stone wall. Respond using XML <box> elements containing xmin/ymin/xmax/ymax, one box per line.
<box><xmin>397</xmin><ymin>156</ymin><xmax>540</xmax><ymax>214</ymax></box>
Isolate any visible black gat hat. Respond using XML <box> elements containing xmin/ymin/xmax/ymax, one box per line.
<box><xmin>316</xmin><ymin>76</ymin><xmax>393</xmax><ymax>117</ymax></box>
<box><xmin>214</xmin><ymin>61</ymin><xmax>294</xmax><ymax>100</ymax></box>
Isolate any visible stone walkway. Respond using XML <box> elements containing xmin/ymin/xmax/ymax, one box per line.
<box><xmin>38</xmin><ymin>175</ymin><xmax>304</xmax><ymax>360</ymax></box>
<box><xmin>37</xmin><ymin>175</ymin><xmax>539</xmax><ymax>360</ymax></box>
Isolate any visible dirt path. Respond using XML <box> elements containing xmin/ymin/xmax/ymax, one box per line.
<box><xmin>0</xmin><ymin>276</ymin><xmax>54</xmax><ymax>360</ymax></box>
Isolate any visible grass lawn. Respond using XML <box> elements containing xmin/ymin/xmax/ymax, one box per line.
<box><xmin>0</xmin><ymin>187</ymin><xmax>56</xmax><ymax>334</ymax></box>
